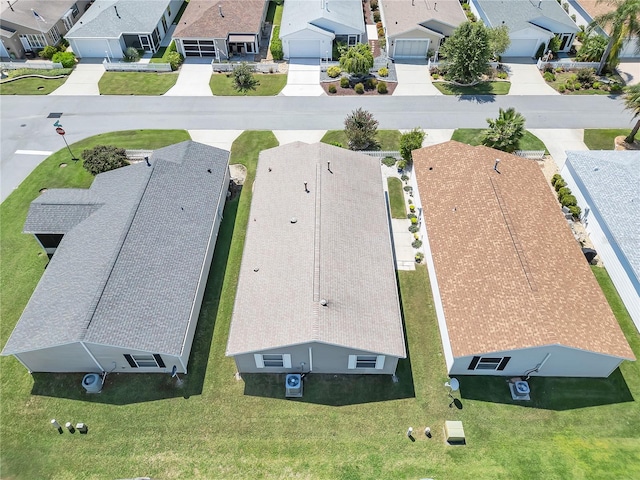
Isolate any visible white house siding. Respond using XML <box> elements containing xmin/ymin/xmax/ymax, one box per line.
<box><xmin>15</xmin><ymin>343</ymin><xmax>100</xmax><ymax>373</ymax></box>
<box><xmin>562</xmin><ymin>165</ymin><xmax>640</xmax><ymax>332</ymax></box>
<box><xmin>233</xmin><ymin>342</ymin><xmax>400</xmax><ymax>375</ymax></box>
<box><xmin>84</xmin><ymin>343</ymin><xmax>179</xmax><ymax>373</ymax></box>
<box><xmin>451</xmin><ymin>344</ymin><xmax>625</xmax><ymax>378</ymax></box>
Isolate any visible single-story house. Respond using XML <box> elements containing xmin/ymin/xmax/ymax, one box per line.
<box><xmin>65</xmin><ymin>0</ymin><xmax>182</xmax><ymax>58</ymax></box>
<box><xmin>0</xmin><ymin>0</ymin><xmax>91</xmax><ymax>60</ymax></box>
<box><xmin>172</xmin><ymin>0</ymin><xmax>268</xmax><ymax>60</ymax></box>
<box><xmin>380</xmin><ymin>0</ymin><xmax>467</xmax><ymax>60</ymax></box>
<box><xmin>412</xmin><ymin>141</ymin><xmax>634</xmax><ymax>377</ymax></box>
<box><xmin>1</xmin><ymin>141</ymin><xmax>230</xmax><ymax>374</ymax></box>
<box><xmin>562</xmin><ymin>150</ymin><xmax>640</xmax><ymax>333</ymax></box>
<box><xmin>226</xmin><ymin>142</ymin><xmax>406</xmax><ymax>375</ymax></box>
<box><xmin>569</xmin><ymin>0</ymin><xmax>639</xmax><ymax>58</ymax></box>
<box><xmin>470</xmin><ymin>0</ymin><xmax>579</xmax><ymax>57</ymax></box>
<box><xmin>280</xmin><ymin>0</ymin><xmax>365</xmax><ymax>59</ymax></box>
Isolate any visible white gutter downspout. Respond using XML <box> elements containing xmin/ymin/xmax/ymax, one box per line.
<box><xmin>80</xmin><ymin>342</ymin><xmax>104</xmax><ymax>372</ymax></box>
<box><xmin>308</xmin><ymin>347</ymin><xmax>313</xmax><ymax>372</ymax></box>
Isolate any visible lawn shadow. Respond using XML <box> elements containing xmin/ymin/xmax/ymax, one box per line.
<box><xmin>459</xmin><ymin>368</ymin><xmax>634</xmax><ymax>410</ymax></box>
<box><xmin>29</xmin><ymin>198</ymin><xmax>240</xmax><ymax>405</ymax></box>
<box><xmin>457</xmin><ymin>94</ymin><xmax>497</xmax><ymax>103</ymax></box>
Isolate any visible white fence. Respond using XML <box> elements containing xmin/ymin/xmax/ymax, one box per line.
<box><xmin>361</xmin><ymin>150</ymin><xmax>401</xmax><ymax>158</ymax></box>
<box><xmin>0</xmin><ymin>61</ymin><xmax>63</xmax><ymax>70</ymax></box>
<box><xmin>125</xmin><ymin>149</ymin><xmax>154</xmax><ymax>160</ymax></box>
<box><xmin>428</xmin><ymin>60</ymin><xmax>502</xmax><ymax>70</ymax></box>
<box><xmin>515</xmin><ymin>150</ymin><xmax>546</xmax><ymax>159</ymax></box>
<box><xmin>211</xmin><ymin>62</ymin><xmax>279</xmax><ymax>73</ymax></box>
<box><xmin>536</xmin><ymin>59</ymin><xmax>600</xmax><ymax>70</ymax></box>
<box><xmin>103</xmin><ymin>60</ymin><xmax>172</xmax><ymax>72</ymax></box>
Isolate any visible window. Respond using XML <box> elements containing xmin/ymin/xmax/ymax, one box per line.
<box><xmin>348</xmin><ymin>35</ymin><xmax>358</xmax><ymax>47</ymax></box>
<box><xmin>124</xmin><ymin>354</ymin><xmax>166</xmax><ymax>368</ymax></box>
<box><xmin>167</xmin><ymin>5</ymin><xmax>171</xmax><ymax>18</ymax></box>
<box><xmin>71</xmin><ymin>3</ymin><xmax>79</xmax><ymax>18</ymax></box>
<box><xmin>348</xmin><ymin>355</ymin><xmax>385</xmax><ymax>369</ymax></box>
<box><xmin>20</xmin><ymin>34</ymin><xmax>46</xmax><ymax>49</ymax></box>
<box><xmin>468</xmin><ymin>356</ymin><xmax>511</xmax><ymax>371</ymax></box>
<box><xmin>254</xmin><ymin>353</ymin><xmax>292</xmax><ymax>368</ymax></box>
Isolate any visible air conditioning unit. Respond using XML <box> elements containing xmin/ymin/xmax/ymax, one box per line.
<box><xmin>82</xmin><ymin>373</ymin><xmax>103</xmax><ymax>393</ymax></box>
<box><xmin>285</xmin><ymin>374</ymin><xmax>303</xmax><ymax>398</ymax></box>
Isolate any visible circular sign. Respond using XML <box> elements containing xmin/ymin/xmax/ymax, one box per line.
<box><xmin>55</xmin><ymin>127</ymin><xmax>65</xmax><ymax>135</ymax></box>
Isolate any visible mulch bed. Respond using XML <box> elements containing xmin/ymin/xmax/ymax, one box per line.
<box><xmin>321</xmin><ymin>81</ymin><xmax>397</xmax><ymax>96</ymax></box>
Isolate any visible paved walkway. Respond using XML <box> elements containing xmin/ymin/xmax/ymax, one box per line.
<box><xmin>392</xmin><ymin>62</ymin><xmax>442</xmax><ymax>96</ymax></box>
<box><xmin>529</xmin><ymin>129</ymin><xmax>588</xmax><ymax>169</ymax></box>
<box><xmin>164</xmin><ymin>59</ymin><xmax>213</xmax><ymax>96</ymax></box>
<box><xmin>49</xmin><ymin>62</ymin><xmax>104</xmax><ymax>95</ymax></box>
<box><xmin>504</xmin><ymin>61</ymin><xmax>559</xmax><ymax>95</ymax></box>
<box><xmin>280</xmin><ymin>58</ymin><xmax>324</xmax><ymax>96</ymax></box>
<box><xmin>618</xmin><ymin>60</ymin><xmax>640</xmax><ymax>86</ymax></box>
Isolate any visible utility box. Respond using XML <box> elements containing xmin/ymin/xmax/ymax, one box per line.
<box><xmin>444</xmin><ymin>421</ymin><xmax>465</xmax><ymax>445</ymax></box>
<box><xmin>75</xmin><ymin>423</ymin><xmax>88</xmax><ymax>434</ymax></box>
<box><xmin>285</xmin><ymin>374</ymin><xmax>303</xmax><ymax>398</ymax></box>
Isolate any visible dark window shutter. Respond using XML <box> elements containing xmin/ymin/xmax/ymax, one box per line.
<box><xmin>153</xmin><ymin>354</ymin><xmax>166</xmax><ymax>368</ymax></box>
<box><xmin>124</xmin><ymin>354</ymin><xmax>137</xmax><ymax>368</ymax></box>
<box><xmin>468</xmin><ymin>356</ymin><xmax>480</xmax><ymax>370</ymax></box>
<box><xmin>497</xmin><ymin>357</ymin><xmax>511</xmax><ymax>371</ymax></box>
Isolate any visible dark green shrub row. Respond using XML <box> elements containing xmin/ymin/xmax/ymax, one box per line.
<box><xmin>271</xmin><ymin>26</ymin><xmax>283</xmax><ymax>61</ymax></box>
<box><xmin>551</xmin><ymin>174</ymin><xmax>581</xmax><ymax>218</ymax></box>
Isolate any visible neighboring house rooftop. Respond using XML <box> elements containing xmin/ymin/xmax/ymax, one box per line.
<box><xmin>226</xmin><ymin>142</ymin><xmax>406</xmax><ymax>358</ymax></box>
<box><xmin>2</xmin><ymin>141</ymin><xmax>230</xmax><ymax>356</ymax></box>
<box><xmin>66</xmin><ymin>0</ymin><xmax>170</xmax><ymax>38</ymax></box>
<box><xmin>575</xmin><ymin>0</ymin><xmax>613</xmax><ymax>21</ymax></box>
<box><xmin>476</xmin><ymin>0</ymin><xmax>578</xmax><ymax>33</ymax></box>
<box><xmin>413</xmin><ymin>141</ymin><xmax>634</xmax><ymax>360</ymax></box>
<box><xmin>280</xmin><ymin>0</ymin><xmax>364</xmax><ymax>37</ymax></box>
<box><xmin>565</xmin><ymin>150</ymin><xmax>640</xmax><ymax>287</ymax></box>
<box><xmin>1</xmin><ymin>0</ymin><xmax>78</xmax><ymax>30</ymax></box>
<box><xmin>382</xmin><ymin>0</ymin><xmax>467</xmax><ymax>38</ymax></box>
<box><xmin>173</xmin><ymin>0</ymin><xmax>265</xmax><ymax>39</ymax></box>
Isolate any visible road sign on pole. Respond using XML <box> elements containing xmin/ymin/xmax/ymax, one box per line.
<box><xmin>55</xmin><ymin>127</ymin><xmax>65</xmax><ymax>135</ymax></box>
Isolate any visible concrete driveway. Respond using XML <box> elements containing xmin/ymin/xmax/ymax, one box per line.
<box><xmin>392</xmin><ymin>61</ymin><xmax>441</xmax><ymax>96</ymax></box>
<box><xmin>503</xmin><ymin>60</ymin><xmax>559</xmax><ymax>95</ymax></box>
<box><xmin>280</xmin><ymin>59</ymin><xmax>324</xmax><ymax>96</ymax></box>
<box><xmin>618</xmin><ymin>60</ymin><xmax>640</xmax><ymax>86</ymax></box>
<box><xmin>529</xmin><ymin>129</ymin><xmax>588</xmax><ymax>169</ymax></box>
<box><xmin>165</xmin><ymin>59</ymin><xmax>213</xmax><ymax>96</ymax></box>
<box><xmin>49</xmin><ymin>61</ymin><xmax>104</xmax><ymax>95</ymax></box>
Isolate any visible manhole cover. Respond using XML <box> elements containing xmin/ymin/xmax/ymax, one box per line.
<box><xmin>39</xmin><ymin>188</ymin><xmax>48</xmax><ymax>194</ymax></box>
<box><xmin>37</xmin><ymin>86</ymin><xmax>44</xmax><ymax>90</ymax></box>
<box><xmin>47</xmin><ymin>112</ymin><xmax>63</xmax><ymax>118</ymax></box>
<box><xmin>59</xmin><ymin>163</ymin><xmax>67</xmax><ymax>168</ymax></box>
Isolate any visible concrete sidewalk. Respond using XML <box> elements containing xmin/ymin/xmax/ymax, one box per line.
<box><xmin>504</xmin><ymin>61</ymin><xmax>559</xmax><ymax>95</ymax></box>
<box><xmin>280</xmin><ymin>59</ymin><xmax>324</xmax><ymax>96</ymax></box>
<box><xmin>392</xmin><ymin>62</ymin><xmax>442</xmax><ymax>96</ymax></box>
<box><xmin>165</xmin><ymin>60</ymin><xmax>213</xmax><ymax>96</ymax></box>
<box><xmin>529</xmin><ymin>129</ymin><xmax>588</xmax><ymax>169</ymax></box>
<box><xmin>49</xmin><ymin>62</ymin><xmax>104</xmax><ymax>95</ymax></box>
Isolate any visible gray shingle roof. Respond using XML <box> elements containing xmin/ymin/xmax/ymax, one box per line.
<box><xmin>1</xmin><ymin>0</ymin><xmax>79</xmax><ymax>31</ymax></box>
<box><xmin>66</xmin><ymin>0</ymin><xmax>171</xmax><ymax>38</ymax></box>
<box><xmin>2</xmin><ymin>141</ymin><xmax>229</xmax><ymax>356</ymax></box>
<box><xmin>280</xmin><ymin>0</ymin><xmax>364</xmax><ymax>38</ymax></box>
<box><xmin>226</xmin><ymin>142</ymin><xmax>406</xmax><ymax>358</ymax></box>
<box><xmin>24</xmin><ymin>190</ymin><xmax>103</xmax><ymax>233</ymax></box>
<box><xmin>565</xmin><ymin>150</ymin><xmax>640</xmax><ymax>286</ymax></box>
<box><xmin>475</xmin><ymin>0</ymin><xmax>578</xmax><ymax>34</ymax></box>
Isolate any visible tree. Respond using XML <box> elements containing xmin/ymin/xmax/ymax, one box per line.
<box><xmin>344</xmin><ymin>108</ymin><xmax>378</xmax><ymax>150</ymax></box>
<box><xmin>592</xmin><ymin>0</ymin><xmax>640</xmax><ymax>74</ymax></box>
<box><xmin>488</xmin><ymin>25</ymin><xmax>510</xmax><ymax>59</ymax></box>
<box><xmin>576</xmin><ymin>34</ymin><xmax>608</xmax><ymax>61</ymax></box>
<box><xmin>481</xmin><ymin>108</ymin><xmax>526</xmax><ymax>153</ymax></box>
<box><xmin>82</xmin><ymin>145</ymin><xmax>129</xmax><ymax>176</ymax></box>
<box><xmin>232</xmin><ymin>63</ymin><xmax>259</xmax><ymax>93</ymax></box>
<box><xmin>623</xmin><ymin>84</ymin><xmax>640</xmax><ymax>143</ymax></box>
<box><xmin>51</xmin><ymin>51</ymin><xmax>76</xmax><ymax>68</ymax></box>
<box><xmin>399</xmin><ymin>128</ymin><xmax>426</xmax><ymax>166</ymax></box>
<box><xmin>440</xmin><ymin>21</ymin><xmax>491</xmax><ymax>84</ymax></box>
<box><xmin>339</xmin><ymin>43</ymin><xmax>374</xmax><ymax>78</ymax></box>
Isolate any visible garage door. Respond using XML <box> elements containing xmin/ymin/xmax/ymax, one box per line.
<box><xmin>394</xmin><ymin>39</ymin><xmax>429</xmax><ymax>59</ymax></box>
<box><xmin>505</xmin><ymin>39</ymin><xmax>539</xmax><ymax>58</ymax></box>
<box><xmin>72</xmin><ymin>39</ymin><xmax>111</xmax><ymax>58</ymax></box>
<box><xmin>182</xmin><ymin>39</ymin><xmax>216</xmax><ymax>57</ymax></box>
<box><xmin>289</xmin><ymin>40</ymin><xmax>321</xmax><ymax>58</ymax></box>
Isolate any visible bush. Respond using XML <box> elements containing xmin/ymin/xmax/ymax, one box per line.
<box><xmin>403</xmin><ymin>185</ymin><xmax>413</xmax><ymax>193</ymax></box>
<box><xmin>408</xmin><ymin>225</ymin><xmax>419</xmax><ymax>233</ymax></box>
<box><xmin>610</xmin><ymin>83</ymin><xmax>622</xmax><ymax>93</ymax></box>
<box><xmin>51</xmin><ymin>51</ymin><xmax>76</xmax><ymax>68</ymax></box>
<box><xmin>382</xmin><ymin>156</ymin><xmax>396</xmax><ymax>167</ymax></box>
<box><xmin>327</xmin><ymin>65</ymin><xmax>341</xmax><ymax>78</ymax></box>
<box><xmin>377</xmin><ymin>28</ymin><xmax>384</xmax><ymax>38</ymax></box>
<box><xmin>497</xmin><ymin>71</ymin><xmax>508</xmax><ymax>79</ymax></box>
<box><xmin>401</xmin><ymin>174</ymin><xmax>410</xmax><ymax>182</ymax></box>
<box><xmin>59</xmin><ymin>37</ymin><xmax>70</xmax><ymax>50</ymax></box>
<box><xmin>373</xmin><ymin>11</ymin><xmax>381</xmax><ymax>23</ymax></box>
<box><xmin>554</xmin><ymin>179</ymin><xmax>567</xmax><ymax>191</ymax></box>
<box><xmin>573</xmin><ymin>81</ymin><xmax>582</xmax><ymax>90</ymax></box>
<box><xmin>543</xmin><ymin>71</ymin><xmax>555</xmax><ymax>82</ymax></box>
<box><xmin>535</xmin><ymin>43</ymin><xmax>547</xmax><ymax>60</ymax></box>
<box><xmin>415</xmin><ymin>252</ymin><xmax>425</xmax><ymax>263</ymax></box>
<box><xmin>432</xmin><ymin>73</ymin><xmax>440</xmax><ymax>80</ymax></box>
<box><xmin>340</xmin><ymin>76</ymin><xmax>350</xmax><ymax>88</ymax></box>
<box><xmin>82</xmin><ymin>145</ymin><xmax>129</xmax><ymax>176</ymax></box>
<box><xmin>354</xmin><ymin>82</ymin><xmax>364</xmax><ymax>94</ymax></box>
<box><xmin>551</xmin><ymin>173</ymin><xmax>563</xmax><ymax>186</ymax></box>
<box><xmin>558</xmin><ymin>187</ymin><xmax>571</xmax><ymax>198</ymax></box>
<box><xmin>379</xmin><ymin>37</ymin><xmax>386</xmax><ymax>50</ymax></box>
<box><xmin>328</xmin><ymin>84</ymin><xmax>337</xmax><ymax>94</ymax></box>
<box><xmin>166</xmin><ymin>51</ymin><xmax>184</xmax><ymax>71</ymax></box>
<box><xmin>593</xmin><ymin>81</ymin><xmax>601</xmax><ymax>89</ymax></box>
<box><xmin>123</xmin><ymin>47</ymin><xmax>140</xmax><ymax>62</ymax></box>
<box><xmin>412</xmin><ymin>239</ymin><xmax>423</xmax><ymax>249</ymax></box>
<box><xmin>377</xmin><ymin>81</ymin><xmax>388</xmax><ymax>94</ymax></box>
<box><xmin>270</xmin><ymin>26</ymin><xmax>283</xmax><ymax>60</ymax></box>
<box><xmin>232</xmin><ymin>62</ymin><xmax>259</xmax><ymax>93</ymax></box>
<box><xmin>560</xmin><ymin>194</ymin><xmax>577</xmax><ymax>207</ymax></box>
<box><xmin>330</xmin><ymin>141</ymin><xmax>343</xmax><ymax>148</ymax></box>
<box><xmin>365</xmin><ymin>77</ymin><xmax>377</xmax><ymax>89</ymax></box>
<box><xmin>576</xmin><ymin>68</ymin><xmax>595</xmax><ymax>87</ymax></box>
<box><xmin>376</xmin><ymin>21</ymin><xmax>383</xmax><ymax>29</ymax></box>
<box><xmin>558</xmin><ymin>84</ymin><xmax>566</xmax><ymax>93</ymax></box>
<box><xmin>400</xmin><ymin>127</ymin><xmax>425</xmax><ymax>165</ymax></box>
<box><xmin>569</xmin><ymin>205</ymin><xmax>582</xmax><ymax>218</ymax></box>
<box><xmin>378</xmin><ymin>67</ymin><xmax>388</xmax><ymax>77</ymax></box>
<box><xmin>39</xmin><ymin>45</ymin><xmax>59</xmax><ymax>60</ymax></box>
<box><xmin>397</xmin><ymin>160</ymin><xmax>407</xmax><ymax>171</ymax></box>
<box><xmin>370</xmin><ymin>0</ymin><xmax>379</xmax><ymax>11</ymax></box>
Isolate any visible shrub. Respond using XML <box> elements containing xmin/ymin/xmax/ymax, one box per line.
<box><xmin>543</xmin><ymin>71</ymin><xmax>555</xmax><ymax>82</ymax></box>
<box><xmin>415</xmin><ymin>252</ymin><xmax>425</xmax><ymax>263</ymax></box>
<box><xmin>378</xmin><ymin>67</ymin><xmax>388</xmax><ymax>77</ymax></box>
<box><xmin>59</xmin><ymin>37</ymin><xmax>70</xmax><ymax>50</ymax></box>
<box><xmin>39</xmin><ymin>45</ymin><xmax>58</xmax><ymax>60</ymax></box>
<box><xmin>370</xmin><ymin>0</ymin><xmax>379</xmax><ymax>11</ymax></box>
<box><xmin>354</xmin><ymin>82</ymin><xmax>364</xmax><ymax>94</ymax></box>
<box><xmin>410</xmin><ymin>217</ymin><xmax>418</xmax><ymax>225</ymax></box>
<box><xmin>328</xmin><ymin>84</ymin><xmax>337</xmax><ymax>94</ymax></box>
<box><xmin>569</xmin><ymin>205</ymin><xmax>582</xmax><ymax>218</ymax></box>
<box><xmin>330</xmin><ymin>142</ymin><xmax>344</xmax><ymax>148</ymax></box>
<box><xmin>379</xmin><ymin>37</ymin><xmax>386</xmax><ymax>50</ymax></box>
<box><xmin>558</xmin><ymin>187</ymin><xmax>571</xmax><ymax>198</ymax></box>
<box><xmin>51</xmin><ymin>51</ymin><xmax>76</xmax><ymax>68</ymax></box>
<box><xmin>400</xmin><ymin>128</ymin><xmax>426</xmax><ymax>165</ymax></box>
<box><xmin>535</xmin><ymin>42</ymin><xmax>547</xmax><ymax>60</ymax></box>
<box><xmin>593</xmin><ymin>81</ymin><xmax>601</xmax><ymax>89</ymax></box>
<box><xmin>432</xmin><ymin>73</ymin><xmax>440</xmax><ymax>80</ymax></box>
<box><xmin>397</xmin><ymin>160</ymin><xmax>407</xmax><ymax>171</ymax></box>
<box><xmin>551</xmin><ymin>173</ymin><xmax>563</xmax><ymax>186</ymax></box>
<box><xmin>408</xmin><ymin>225</ymin><xmax>419</xmax><ymax>234</ymax></box>
<box><xmin>339</xmin><ymin>43</ymin><xmax>374</xmax><ymax>77</ymax></box>
<box><xmin>373</xmin><ymin>11</ymin><xmax>381</xmax><ymax>23</ymax></box>
<box><xmin>576</xmin><ymin>68</ymin><xmax>595</xmax><ymax>87</ymax></box>
<box><xmin>403</xmin><ymin>185</ymin><xmax>413</xmax><ymax>193</ymax></box>
<box><xmin>560</xmin><ymin>194</ymin><xmax>577</xmax><ymax>207</ymax></box>
<box><xmin>327</xmin><ymin>65</ymin><xmax>341</xmax><ymax>78</ymax></box>
<box><xmin>270</xmin><ymin>26</ymin><xmax>283</xmax><ymax>60</ymax></box>
<box><xmin>166</xmin><ymin>51</ymin><xmax>184</xmax><ymax>71</ymax></box>
<box><xmin>573</xmin><ymin>81</ymin><xmax>582</xmax><ymax>90</ymax></box>
<box><xmin>558</xmin><ymin>84</ymin><xmax>566</xmax><ymax>93</ymax></box>
<box><xmin>497</xmin><ymin>71</ymin><xmax>508</xmax><ymax>79</ymax></box>
<box><xmin>610</xmin><ymin>83</ymin><xmax>622</xmax><ymax>93</ymax></box>
<box><xmin>412</xmin><ymin>239</ymin><xmax>423</xmax><ymax>249</ymax></box>
<box><xmin>344</xmin><ymin>108</ymin><xmax>378</xmax><ymax>150</ymax></box>
<box><xmin>123</xmin><ymin>47</ymin><xmax>140</xmax><ymax>62</ymax></box>
<box><xmin>382</xmin><ymin>156</ymin><xmax>396</xmax><ymax>167</ymax></box>
<box><xmin>462</xmin><ymin>2</ymin><xmax>470</xmax><ymax>10</ymax></box>
<box><xmin>554</xmin><ymin>179</ymin><xmax>567</xmax><ymax>191</ymax></box>
<box><xmin>377</xmin><ymin>81</ymin><xmax>388</xmax><ymax>94</ymax></box>
<box><xmin>401</xmin><ymin>174</ymin><xmax>410</xmax><ymax>182</ymax></box>
<box><xmin>377</xmin><ymin>28</ymin><xmax>385</xmax><ymax>38</ymax></box>
<box><xmin>82</xmin><ymin>145</ymin><xmax>129</xmax><ymax>176</ymax></box>
<box><xmin>407</xmin><ymin>213</ymin><xmax>417</xmax><ymax>220</ymax></box>
<box><xmin>376</xmin><ymin>21</ymin><xmax>383</xmax><ymax>29</ymax></box>
<box><xmin>340</xmin><ymin>76</ymin><xmax>350</xmax><ymax>88</ymax></box>
<box><xmin>365</xmin><ymin>77</ymin><xmax>377</xmax><ymax>89</ymax></box>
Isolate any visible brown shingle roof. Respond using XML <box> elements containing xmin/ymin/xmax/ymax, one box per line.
<box><xmin>413</xmin><ymin>141</ymin><xmax>634</xmax><ymax>360</ymax></box>
<box><xmin>382</xmin><ymin>0</ymin><xmax>467</xmax><ymax>38</ymax></box>
<box><xmin>226</xmin><ymin>142</ymin><xmax>406</xmax><ymax>358</ymax></box>
<box><xmin>173</xmin><ymin>0</ymin><xmax>266</xmax><ymax>39</ymax></box>
<box><xmin>577</xmin><ymin>0</ymin><xmax>616</xmax><ymax>21</ymax></box>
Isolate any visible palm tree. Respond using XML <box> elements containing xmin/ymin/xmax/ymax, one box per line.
<box><xmin>482</xmin><ymin>108</ymin><xmax>526</xmax><ymax>153</ymax></box>
<box><xmin>592</xmin><ymin>0</ymin><xmax>640</xmax><ymax>75</ymax></box>
<box><xmin>623</xmin><ymin>84</ymin><xmax>640</xmax><ymax>143</ymax></box>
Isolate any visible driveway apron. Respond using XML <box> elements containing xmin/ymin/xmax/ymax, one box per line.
<box><xmin>165</xmin><ymin>59</ymin><xmax>213</xmax><ymax>96</ymax></box>
<box><xmin>280</xmin><ymin>59</ymin><xmax>324</xmax><ymax>96</ymax></box>
<box><xmin>49</xmin><ymin>61</ymin><xmax>104</xmax><ymax>95</ymax></box>
<box><xmin>529</xmin><ymin>129</ymin><xmax>588</xmax><ymax>169</ymax></box>
<box><xmin>392</xmin><ymin>61</ymin><xmax>441</xmax><ymax>96</ymax></box>
<box><xmin>504</xmin><ymin>60</ymin><xmax>559</xmax><ymax>95</ymax></box>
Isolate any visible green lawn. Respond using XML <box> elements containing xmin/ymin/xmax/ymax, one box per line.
<box><xmin>432</xmin><ymin>81</ymin><xmax>511</xmax><ymax>95</ymax></box>
<box><xmin>1</xmin><ymin>130</ymin><xmax>640</xmax><ymax>478</ymax></box>
<box><xmin>584</xmin><ymin>129</ymin><xmax>629</xmax><ymax>150</ymax></box>
<box><xmin>0</xmin><ymin>77</ymin><xmax>67</xmax><ymax>95</ymax></box>
<box><xmin>452</xmin><ymin>128</ymin><xmax>547</xmax><ymax>152</ymax></box>
<box><xmin>321</xmin><ymin>130</ymin><xmax>401</xmax><ymax>150</ymax></box>
<box><xmin>266</xmin><ymin>0</ymin><xmax>284</xmax><ymax>25</ymax></box>
<box><xmin>387</xmin><ymin>177</ymin><xmax>406</xmax><ymax>218</ymax></box>
<box><xmin>209</xmin><ymin>73</ymin><xmax>287</xmax><ymax>96</ymax></box>
<box><xmin>98</xmin><ymin>72</ymin><xmax>178</xmax><ymax>95</ymax></box>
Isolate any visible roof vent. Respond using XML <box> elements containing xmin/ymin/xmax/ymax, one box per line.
<box><xmin>219</xmin><ymin>4</ymin><xmax>224</xmax><ymax>17</ymax></box>
<box><xmin>290</xmin><ymin>217</ymin><xmax>298</xmax><ymax>223</ymax></box>
<box><xmin>320</xmin><ymin>299</ymin><xmax>328</xmax><ymax>306</ymax></box>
